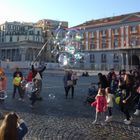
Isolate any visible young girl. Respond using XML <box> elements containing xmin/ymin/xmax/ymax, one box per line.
<box><xmin>134</xmin><ymin>85</ymin><xmax>140</xmax><ymax>116</ymax></box>
<box><xmin>105</xmin><ymin>87</ymin><xmax>115</xmax><ymax>122</ymax></box>
<box><xmin>119</xmin><ymin>89</ymin><xmax>132</xmax><ymax>125</ymax></box>
<box><xmin>0</xmin><ymin>112</ymin><xmax>28</xmax><ymax>140</ymax></box>
<box><xmin>91</xmin><ymin>88</ymin><xmax>107</xmax><ymax>125</ymax></box>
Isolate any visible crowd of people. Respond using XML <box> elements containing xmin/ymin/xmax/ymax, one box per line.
<box><xmin>0</xmin><ymin>64</ymin><xmax>46</xmax><ymax>108</ymax></box>
<box><xmin>0</xmin><ymin>66</ymin><xmax>140</xmax><ymax>139</ymax></box>
<box><xmin>0</xmin><ymin>64</ymin><xmax>47</xmax><ymax>139</ymax></box>
<box><xmin>90</xmin><ymin>68</ymin><xmax>140</xmax><ymax>125</ymax></box>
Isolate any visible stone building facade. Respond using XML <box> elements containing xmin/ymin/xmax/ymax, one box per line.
<box><xmin>76</xmin><ymin>12</ymin><xmax>140</xmax><ymax>70</ymax></box>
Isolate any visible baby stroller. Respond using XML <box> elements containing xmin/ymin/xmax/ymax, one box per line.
<box><xmin>84</xmin><ymin>83</ymin><xmax>98</xmax><ymax>105</ymax></box>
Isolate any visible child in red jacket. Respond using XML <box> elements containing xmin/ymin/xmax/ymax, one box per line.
<box><xmin>91</xmin><ymin>88</ymin><xmax>107</xmax><ymax>125</ymax></box>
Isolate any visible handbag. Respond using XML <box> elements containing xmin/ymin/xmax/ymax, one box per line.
<box><xmin>67</xmin><ymin>80</ymin><xmax>73</xmax><ymax>86</ymax></box>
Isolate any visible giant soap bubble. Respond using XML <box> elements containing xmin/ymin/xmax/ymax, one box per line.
<box><xmin>37</xmin><ymin>24</ymin><xmax>85</xmax><ymax>68</ymax></box>
<box><xmin>58</xmin><ymin>52</ymin><xmax>77</xmax><ymax>67</ymax></box>
<box><xmin>53</xmin><ymin>27</ymin><xmax>84</xmax><ymax>68</ymax></box>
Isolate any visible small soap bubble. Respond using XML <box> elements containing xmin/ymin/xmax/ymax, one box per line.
<box><xmin>48</xmin><ymin>94</ymin><xmax>55</xmax><ymax>100</ymax></box>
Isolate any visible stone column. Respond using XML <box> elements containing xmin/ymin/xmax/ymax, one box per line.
<box><xmin>4</xmin><ymin>49</ymin><xmax>7</xmax><ymax>60</ymax></box>
<box><xmin>96</xmin><ymin>30</ymin><xmax>99</xmax><ymax>49</ymax></box>
<box><xmin>126</xmin><ymin>53</ymin><xmax>129</xmax><ymax>70</ymax></box>
<box><xmin>125</xmin><ymin>26</ymin><xmax>129</xmax><ymax>47</ymax></box>
<box><xmin>9</xmin><ymin>49</ymin><xmax>12</xmax><ymax>61</ymax></box>
<box><xmin>108</xmin><ymin>29</ymin><xmax>111</xmax><ymax>49</ymax></box>
<box><xmin>33</xmin><ymin>48</ymin><xmax>36</xmax><ymax>61</ymax></box>
<box><xmin>15</xmin><ymin>49</ymin><xmax>19</xmax><ymax>61</ymax></box>
<box><xmin>120</xmin><ymin>26</ymin><xmax>124</xmax><ymax>48</ymax></box>
<box><xmin>85</xmin><ymin>32</ymin><xmax>88</xmax><ymax>50</ymax></box>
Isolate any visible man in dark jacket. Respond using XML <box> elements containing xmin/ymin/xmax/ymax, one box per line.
<box><xmin>31</xmin><ymin>64</ymin><xmax>46</xmax><ymax>97</ymax></box>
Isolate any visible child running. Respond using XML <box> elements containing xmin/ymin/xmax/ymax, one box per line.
<box><xmin>105</xmin><ymin>87</ymin><xmax>115</xmax><ymax>122</ymax></box>
<box><xmin>91</xmin><ymin>88</ymin><xmax>107</xmax><ymax>125</ymax></box>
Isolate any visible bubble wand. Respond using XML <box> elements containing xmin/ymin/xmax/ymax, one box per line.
<box><xmin>32</xmin><ymin>40</ymin><xmax>49</xmax><ymax>64</ymax></box>
<box><xmin>32</xmin><ymin>23</ymin><xmax>64</xmax><ymax>64</ymax></box>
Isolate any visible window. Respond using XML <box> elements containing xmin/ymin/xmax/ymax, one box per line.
<box><xmin>90</xmin><ymin>32</ymin><xmax>94</xmax><ymax>38</ymax></box>
<box><xmin>7</xmin><ymin>25</ymin><xmax>10</xmax><ymax>29</ymax></box>
<box><xmin>90</xmin><ymin>54</ymin><xmax>95</xmax><ymax>63</ymax></box>
<box><xmin>89</xmin><ymin>38</ymin><xmax>95</xmax><ymax>49</ymax></box>
<box><xmin>102</xmin><ymin>30</ymin><xmax>106</xmax><ymax>36</ymax></box>
<box><xmin>9</xmin><ymin>36</ymin><xmax>13</xmax><ymax>42</ymax></box>
<box><xmin>17</xmin><ymin>36</ymin><xmax>19</xmax><ymax>42</ymax></box>
<box><xmin>102</xmin><ymin>38</ymin><xmax>106</xmax><ymax>48</ymax></box>
<box><xmin>101</xmin><ymin>54</ymin><xmax>106</xmax><ymax>62</ymax></box>
<box><xmin>114</xmin><ymin>29</ymin><xmax>118</xmax><ymax>35</ymax></box>
<box><xmin>90</xmin><ymin>44</ymin><xmax>95</xmax><ymax>49</ymax></box>
<box><xmin>29</xmin><ymin>31</ymin><xmax>33</xmax><ymax>35</ymax></box>
<box><xmin>114</xmin><ymin>39</ymin><xmax>118</xmax><ymax>48</ymax></box>
<box><xmin>130</xmin><ymin>37</ymin><xmax>137</xmax><ymax>46</ymax></box>
<box><xmin>79</xmin><ymin>56</ymin><xmax>84</xmax><ymax>63</ymax></box>
<box><xmin>131</xmin><ymin>26</ymin><xmax>137</xmax><ymax>33</ymax></box>
<box><xmin>2</xmin><ymin>26</ymin><xmax>5</xmax><ymax>30</ymax></box>
<box><xmin>113</xmin><ymin>53</ymin><xmax>119</xmax><ymax>62</ymax></box>
<box><xmin>37</xmin><ymin>31</ymin><xmax>40</xmax><ymax>35</ymax></box>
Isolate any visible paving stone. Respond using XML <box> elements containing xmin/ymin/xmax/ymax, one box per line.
<box><xmin>0</xmin><ymin>72</ymin><xmax>140</xmax><ymax>140</ymax></box>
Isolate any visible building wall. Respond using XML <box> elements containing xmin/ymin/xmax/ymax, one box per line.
<box><xmin>77</xmin><ymin>13</ymin><xmax>140</xmax><ymax>70</ymax></box>
<box><xmin>0</xmin><ymin>14</ymin><xmax>140</xmax><ymax>70</ymax></box>
<box><xmin>0</xmin><ymin>20</ymin><xmax>68</xmax><ymax>63</ymax></box>
<box><xmin>0</xmin><ymin>22</ymin><xmax>44</xmax><ymax>43</ymax></box>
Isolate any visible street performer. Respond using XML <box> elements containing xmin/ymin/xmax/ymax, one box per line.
<box><xmin>31</xmin><ymin>64</ymin><xmax>46</xmax><ymax>99</ymax></box>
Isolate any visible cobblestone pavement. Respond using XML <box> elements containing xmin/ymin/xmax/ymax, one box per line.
<box><xmin>0</xmin><ymin>71</ymin><xmax>140</xmax><ymax>140</ymax></box>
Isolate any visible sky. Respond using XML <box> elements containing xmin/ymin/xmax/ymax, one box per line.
<box><xmin>0</xmin><ymin>0</ymin><xmax>140</xmax><ymax>27</ymax></box>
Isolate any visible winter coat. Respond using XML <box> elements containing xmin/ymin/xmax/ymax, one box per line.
<box><xmin>91</xmin><ymin>95</ymin><xmax>107</xmax><ymax>112</ymax></box>
<box><xmin>17</xmin><ymin>120</ymin><xmax>28</xmax><ymax>140</ymax></box>
<box><xmin>106</xmin><ymin>93</ymin><xmax>114</xmax><ymax>107</ymax></box>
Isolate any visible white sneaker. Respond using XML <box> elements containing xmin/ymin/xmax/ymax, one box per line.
<box><xmin>124</xmin><ymin>117</ymin><xmax>133</xmax><ymax>122</ymax></box>
<box><xmin>124</xmin><ymin>119</ymin><xmax>127</xmax><ymax>122</ymax></box>
<box><xmin>105</xmin><ymin>116</ymin><xmax>112</xmax><ymax>122</ymax></box>
<box><xmin>109</xmin><ymin>116</ymin><xmax>113</xmax><ymax>119</ymax></box>
<box><xmin>18</xmin><ymin>98</ymin><xmax>22</xmax><ymax>101</ymax></box>
<box><xmin>106</xmin><ymin>116</ymin><xmax>109</xmax><ymax>119</ymax></box>
<box><xmin>134</xmin><ymin>109</ymin><xmax>140</xmax><ymax>116</ymax></box>
<box><xmin>92</xmin><ymin>120</ymin><xmax>97</xmax><ymax>124</ymax></box>
<box><xmin>130</xmin><ymin>116</ymin><xmax>133</xmax><ymax>121</ymax></box>
<box><xmin>30</xmin><ymin>105</ymin><xmax>34</xmax><ymax>108</ymax></box>
<box><xmin>124</xmin><ymin>120</ymin><xmax>131</xmax><ymax>125</ymax></box>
